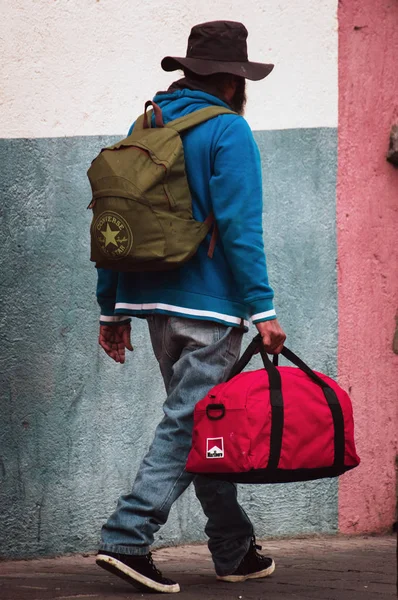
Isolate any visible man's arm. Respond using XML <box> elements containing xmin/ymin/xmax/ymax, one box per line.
<box><xmin>210</xmin><ymin>116</ymin><xmax>286</xmax><ymax>352</ymax></box>
<box><xmin>96</xmin><ymin>268</ymin><xmax>133</xmax><ymax>362</ymax></box>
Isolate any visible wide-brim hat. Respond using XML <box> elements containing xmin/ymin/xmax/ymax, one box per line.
<box><xmin>161</xmin><ymin>21</ymin><xmax>274</xmax><ymax>82</ymax></box>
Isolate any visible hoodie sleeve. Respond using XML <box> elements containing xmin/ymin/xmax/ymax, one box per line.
<box><xmin>209</xmin><ymin>116</ymin><xmax>276</xmax><ymax>323</ymax></box>
<box><xmin>96</xmin><ymin>269</ymin><xmax>131</xmax><ymax>326</ymax></box>
<box><xmin>95</xmin><ymin>123</ymin><xmax>136</xmax><ymax>327</ymax></box>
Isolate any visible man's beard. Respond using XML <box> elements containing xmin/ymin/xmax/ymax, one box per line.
<box><xmin>168</xmin><ymin>71</ymin><xmax>247</xmax><ymax>115</ymax></box>
<box><xmin>230</xmin><ymin>78</ymin><xmax>247</xmax><ymax>115</ymax></box>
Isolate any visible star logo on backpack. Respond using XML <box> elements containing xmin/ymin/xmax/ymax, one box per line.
<box><xmin>93</xmin><ymin>211</ymin><xmax>133</xmax><ymax>260</ymax></box>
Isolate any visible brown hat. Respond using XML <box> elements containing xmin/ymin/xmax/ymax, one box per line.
<box><xmin>161</xmin><ymin>21</ymin><xmax>274</xmax><ymax>81</ymax></box>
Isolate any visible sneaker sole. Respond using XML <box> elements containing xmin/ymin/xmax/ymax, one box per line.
<box><xmin>96</xmin><ymin>554</ymin><xmax>180</xmax><ymax>594</ymax></box>
<box><xmin>216</xmin><ymin>559</ymin><xmax>275</xmax><ymax>583</ymax></box>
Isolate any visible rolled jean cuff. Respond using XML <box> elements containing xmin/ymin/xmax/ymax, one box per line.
<box><xmin>98</xmin><ymin>543</ymin><xmax>149</xmax><ymax>556</ymax></box>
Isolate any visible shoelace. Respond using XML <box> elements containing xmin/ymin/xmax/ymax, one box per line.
<box><xmin>147</xmin><ymin>552</ymin><xmax>175</xmax><ymax>584</ymax></box>
<box><xmin>147</xmin><ymin>552</ymin><xmax>163</xmax><ymax>577</ymax></box>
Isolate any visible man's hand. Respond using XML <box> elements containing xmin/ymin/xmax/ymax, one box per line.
<box><xmin>99</xmin><ymin>323</ymin><xmax>133</xmax><ymax>363</ymax></box>
<box><xmin>256</xmin><ymin>319</ymin><xmax>286</xmax><ymax>354</ymax></box>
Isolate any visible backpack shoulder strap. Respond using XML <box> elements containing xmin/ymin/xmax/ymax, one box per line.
<box><xmin>167</xmin><ymin>106</ymin><xmax>237</xmax><ymax>134</ymax></box>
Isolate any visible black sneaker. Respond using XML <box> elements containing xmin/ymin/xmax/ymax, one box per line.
<box><xmin>217</xmin><ymin>537</ymin><xmax>275</xmax><ymax>583</ymax></box>
<box><xmin>96</xmin><ymin>550</ymin><xmax>180</xmax><ymax>593</ymax></box>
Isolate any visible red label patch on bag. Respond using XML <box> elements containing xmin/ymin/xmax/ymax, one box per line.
<box><xmin>206</xmin><ymin>437</ymin><xmax>224</xmax><ymax>459</ymax></box>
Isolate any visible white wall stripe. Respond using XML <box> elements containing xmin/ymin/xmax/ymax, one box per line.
<box><xmin>1</xmin><ymin>0</ymin><xmax>337</xmax><ymax>138</ymax></box>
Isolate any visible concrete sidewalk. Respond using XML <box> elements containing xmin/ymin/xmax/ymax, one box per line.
<box><xmin>0</xmin><ymin>535</ymin><xmax>396</xmax><ymax>600</ymax></box>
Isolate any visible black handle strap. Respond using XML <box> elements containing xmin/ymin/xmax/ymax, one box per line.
<box><xmin>227</xmin><ymin>335</ymin><xmax>345</xmax><ymax>469</ymax></box>
<box><xmin>227</xmin><ymin>335</ymin><xmax>260</xmax><ymax>380</ymax></box>
<box><xmin>258</xmin><ymin>345</ymin><xmax>284</xmax><ymax>469</ymax></box>
<box><xmin>228</xmin><ymin>334</ymin><xmax>283</xmax><ymax>469</ymax></box>
<box><xmin>230</xmin><ymin>334</ymin><xmax>336</xmax><ymax>393</ymax></box>
<box><xmin>280</xmin><ymin>347</ymin><xmax>332</xmax><ymax>391</ymax></box>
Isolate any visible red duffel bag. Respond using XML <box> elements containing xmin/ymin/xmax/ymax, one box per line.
<box><xmin>186</xmin><ymin>335</ymin><xmax>360</xmax><ymax>483</ymax></box>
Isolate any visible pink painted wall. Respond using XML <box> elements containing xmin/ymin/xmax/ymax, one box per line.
<box><xmin>338</xmin><ymin>0</ymin><xmax>398</xmax><ymax>532</ymax></box>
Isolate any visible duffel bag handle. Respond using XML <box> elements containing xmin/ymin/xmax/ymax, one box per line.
<box><xmin>273</xmin><ymin>344</ymin><xmax>333</xmax><ymax>392</ymax></box>
<box><xmin>227</xmin><ymin>335</ymin><xmax>261</xmax><ymax>380</ymax></box>
<box><xmin>279</xmin><ymin>346</ymin><xmax>331</xmax><ymax>390</ymax></box>
<box><xmin>227</xmin><ymin>334</ymin><xmax>345</xmax><ymax>470</ymax></box>
<box><xmin>230</xmin><ymin>334</ymin><xmax>333</xmax><ymax>393</ymax></box>
<box><xmin>228</xmin><ymin>334</ymin><xmax>283</xmax><ymax>385</ymax></box>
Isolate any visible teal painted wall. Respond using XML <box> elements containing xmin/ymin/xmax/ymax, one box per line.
<box><xmin>0</xmin><ymin>128</ymin><xmax>337</xmax><ymax>558</ymax></box>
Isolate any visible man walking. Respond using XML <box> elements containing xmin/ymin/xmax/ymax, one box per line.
<box><xmin>95</xmin><ymin>20</ymin><xmax>286</xmax><ymax>594</ymax></box>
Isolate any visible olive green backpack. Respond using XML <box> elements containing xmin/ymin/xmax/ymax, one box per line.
<box><xmin>87</xmin><ymin>101</ymin><xmax>235</xmax><ymax>271</ymax></box>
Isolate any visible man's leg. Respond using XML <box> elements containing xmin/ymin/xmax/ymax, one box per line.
<box><xmin>99</xmin><ymin>316</ymin><xmax>245</xmax><ymax>555</ymax></box>
<box><xmin>193</xmin><ymin>476</ymin><xmax>254</xmax><ymax>575</ymax></box>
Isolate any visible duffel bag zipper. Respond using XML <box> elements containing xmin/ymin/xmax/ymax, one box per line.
<box><xmin>203</xmin><ymin>373</ymin><xmax>250</xmax><ymax>408</ymax></box>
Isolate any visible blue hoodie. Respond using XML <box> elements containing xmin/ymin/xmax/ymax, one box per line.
<box><xmin>96</xmin><ymin>89</ymin><xmax>276</xmax><ymax>328</ymax></box>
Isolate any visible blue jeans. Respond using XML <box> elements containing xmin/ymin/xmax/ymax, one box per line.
<box><xmin>99</xmin><ymin>315</ymin><xmax>254</xmax><ymax>575</ymax></box>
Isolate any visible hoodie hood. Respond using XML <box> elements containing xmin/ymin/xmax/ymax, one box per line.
<box><xmin>152</xmin><ymin>89</ymin><xmax>231</xmax><ymax>125</ymax></box>
<box><xmin>127</xmin><ymin>88</ymin><xmax>230</xmax><ymax>137</ymax></box>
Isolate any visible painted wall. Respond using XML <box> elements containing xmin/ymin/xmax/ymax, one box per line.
<box><xmin>337</xmin><ymin>0</ymin><xmax>398</xmax><ymax>533</ymax></box>
<box><xmin>1</xmin><ymin>1</ymin><xmax>341</xmax><ymax>558</ymax></box>
<box><xmin>1</xmin><ymin>0</ymin><xmax>337</xmax><ymax>137</ymax></box>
